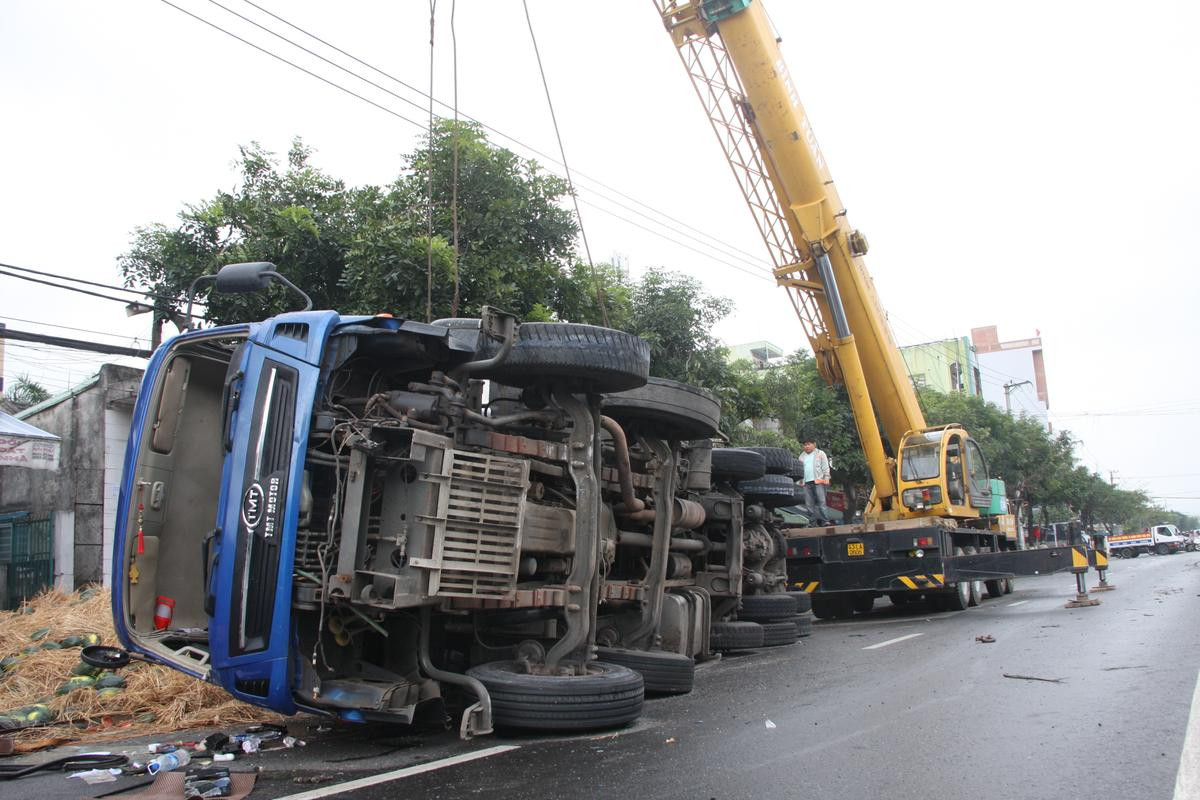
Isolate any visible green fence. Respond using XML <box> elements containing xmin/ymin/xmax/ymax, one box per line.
<box><xmin>0</xmin><ymin>514</ymin><xmax>54</xmax><ymax>610</ymax></box>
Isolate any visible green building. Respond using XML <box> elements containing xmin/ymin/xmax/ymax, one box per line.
<box><xmin>899</xmin><ymin>337</ymin><xmax>981</xmax><ymax>396</ymax></box>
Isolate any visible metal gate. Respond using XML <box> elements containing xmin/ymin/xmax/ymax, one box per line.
<box><xmin>0</xmin><ymin>514</ymin><xmax>54</xmax><ymax>610</ymax></box>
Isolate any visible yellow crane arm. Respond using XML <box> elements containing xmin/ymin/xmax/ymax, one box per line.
<box><xmin>656</xmin><ymin>0</ymin><xmax>931</xmax><ymax>509</ymax></box>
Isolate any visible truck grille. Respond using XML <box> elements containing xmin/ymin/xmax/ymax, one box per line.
<box><xmin>230</xmin><ymin>359</ymin><xmax>297</xmax><ymax>655</ymax></box>
<box><xmin>423</xmin><ymin>449</ymin><xmax>530</xmax><ymax>599</ymax></box>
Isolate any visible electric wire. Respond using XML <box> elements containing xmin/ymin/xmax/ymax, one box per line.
<box><xmin>230</xmin><ymin>0</ymin><xmax>773</xmax><ymax>272</ymax></box>
<box><xmin>166</xmin><ymin>0</ymin><xmax>776</xmax><ymax>283</ymax></box>
<box><xmin>0</xmin><ymin>261</ymin><xmax>174</xmax><ymax>304</ymax></box>
<box><xmin>158</xmin><ymin>0</ymin><xmax>425</xmax><ymax>129</ymax></box>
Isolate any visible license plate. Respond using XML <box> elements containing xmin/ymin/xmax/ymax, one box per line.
<box><xmin>847</xmin><ymin>542</ymin><xmax>865</xmax><ymax>556</ymax></box>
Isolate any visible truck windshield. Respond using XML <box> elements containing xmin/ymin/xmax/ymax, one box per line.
<box><xmin>900</xmin><ymin>433</ymin><xmax>942</xmax><ymax>481</ymax></box>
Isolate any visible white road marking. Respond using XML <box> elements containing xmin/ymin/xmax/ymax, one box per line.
<box><xmin>863</xmin><ymin>632</ymin><xmax>924</xmax><ymax>650</ymax></box>
<box><xmin>1174</xmin><ymin>667</ymin><xmax>1200</xmax><ymax>800</ymax></box>
<box><xmin>272</xmin><ymin>745</ymin><xmax>520</xmax><ymax>800</ymax></box>
<box><xmin>1006</xmin><ymin>600</ymin><xmax>1030</xmax><ymax>607</ymax></box>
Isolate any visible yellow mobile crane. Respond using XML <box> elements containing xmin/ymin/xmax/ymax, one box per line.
<box><xmin>655</xmin><ymin>0</ymin><xmax>1099</xmax><ymax>616</ymax></box>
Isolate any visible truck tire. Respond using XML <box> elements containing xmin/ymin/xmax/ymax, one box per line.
<box><xmin>985</xmin><ymin>579</ymin><xmax>1005</xmax><ymax>599</ymax></box>
<box><xmin>942</xmin><ymin>547</ymin><xmax>972</xmax><ymax>611</ymax></box>
<box><xmin>737</xmin><ymin>474</ymin><xmax>798</xmax><ymax>507</ymax></box>
<box><xmin>710</xmin><ymin>621</ymin><xmax>764</xmax><ymax>650</ymax></box>
<box><xmin>1003</xmin><ymin>577</ymin><xmax>1015</xmax><ymax>594</ymax></box>
<box><xmin>602</xmin><ymin>377</ymin><xmax>721</xmax><ymax>441</ymax></box>
<box><xmin>788</xmin><ymin>457</ymin><xmax>805</xmax><ymax>479</ymax></box>
<box><xmin>851</xmin><ymin>593</ymin><xmax>875</xmax><ymax>614</ymax></box>
<box><xmin>474</xmin><ymin>322</ymin><xmax>650</xmax><ymax>393</ymax></box>
<box><xmin>1156</xmin><ymin>543</ymin><xmax>1169</xmax><ymax>556</ymax></box>
<box><xmin>963</xmin><ymin>546</ymin><xmax>983</xmax><ymax>606</ymax></box>
<box><xmin>785</xmin><ymin>590</ymin><xmax>812</xmax><ymax>614</ymax></box>
<box><xmin>759</xmin><ymin>621</ymin><xmax>799</xmax><ymax>647</ymax></box>
<box><xmin>811</xmin><ymin>593</ymin><xmax>854</xmax><ymax>620</ymax></box>
<box><xmin>790</xmin><ymin>613</ymin><xmax>814</xmax><ymax>637</ymax></box>
<box><xmin>466</xmin><ymin>660</ymin><xmax>644</xmax><ymax>732</ymax></box>
<box><xmin>746</xmin><ymin>447</ymin><xmax>794</xmax><ymax>475</ymax></box>
<box><xmin>711</xmin><ymin>448</ymin><xmax>767</xmax><ymax>483</ymax></box>
<box><xmin>595</xmin><ymin>647</ymin><xmax>694</xmax><ymax>695</ymax></box>
<box><xmin>738</xmin><ymin>593</ymin><xmax>798</xmax><ymax>621</ymax></box>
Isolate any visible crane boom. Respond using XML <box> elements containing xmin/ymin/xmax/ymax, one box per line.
<box><xmin>656</xmin><ymin>0</ymin><xmax>932</xmax><ymax>514</ymax></box>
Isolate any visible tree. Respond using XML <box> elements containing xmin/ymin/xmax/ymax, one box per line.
<box><xmin>2</xmin><ymin>375</ymin><xmax>51</xmax><ymax>411</ymax></box>
<box><xmin>119</xmin><ymin>124</ymin><xmax>581</xmax><ymax>325</ymax></box>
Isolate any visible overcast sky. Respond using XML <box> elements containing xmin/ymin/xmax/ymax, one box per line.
<box><xmin>1</xmin><ymin>0</ymin><xmax>1197</xmax><ymax>515</ymax></box>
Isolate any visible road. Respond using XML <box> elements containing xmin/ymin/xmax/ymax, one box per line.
<box><xmin>14</xmin><ymin>551</ymin><xmax>1200</xmax><ymax>800</ymax></box>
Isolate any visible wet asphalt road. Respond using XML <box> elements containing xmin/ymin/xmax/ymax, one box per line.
<box><xmin>14</xmin><ymin>551</ymin><xmax>1200</xmax><ymax>800</ymax></box>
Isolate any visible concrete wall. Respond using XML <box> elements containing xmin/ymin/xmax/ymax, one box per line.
<box><xmin>0</xmin><ymin>364</ymin><xmax>142</xmax><ymax>589</ymax></box>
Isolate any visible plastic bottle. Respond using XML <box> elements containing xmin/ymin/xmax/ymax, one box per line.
<box><xmin>146</xmin><ymin>747</ymin><xmax>191</xmax><ymax>775</ymax></box>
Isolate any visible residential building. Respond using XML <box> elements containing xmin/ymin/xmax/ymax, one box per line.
<box><xmin>1</xmin><ymin>364</ymin><xmax>143</xmax><ymax>591</ymax></box>
<box><xmin>899</xmin><ymin>337</ymin><xmax>982</xmax><ymax>396</ymax></box>
<box><xmin>971</xmin><ymin>325</ymin><xmax>1050</xmax><ymax>429</ymax></box>
<box><xmin>727</xmin><ymin>340</ymin><xmax>784</xmax><ymax>370</ymax></box>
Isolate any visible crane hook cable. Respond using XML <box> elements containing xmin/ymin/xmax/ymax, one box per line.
<box><xmin>521</xmin><ymin>0</ymin><xmax>609</xmax><ymax>327</ymax></box>
<box><xmin>425</xmin><ymin>0</ymin><xmax>438</xmax><ymax>323</ymax></box>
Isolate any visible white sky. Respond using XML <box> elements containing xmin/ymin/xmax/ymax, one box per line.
<box><xmin>1</xmin><ymin>0</ymin><xmax>1198</xmax><ymax>515</ymax></box>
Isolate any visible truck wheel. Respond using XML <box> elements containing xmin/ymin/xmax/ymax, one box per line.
<box><xmin>466</xmin><ymin>660</ymin><xmax>644</xmax><ymax>732</ymax></box>
<box><xmin>474</xmin><ymin>322</ymin><xmax>650</xmax><ymax>393</ymax></box>
<box><xmin>851</xmin><ymin>593</ymin><xmax>875</xmax><ymax>614</ymax></box>
<box><xmin>595</xmin><ymin>647</ymin><xmax>694</xmax><ymax>695</ymax></box>
<box><xmin>602</xmin><ymin>377</ymin><xmax>720</xmax><ymax>441</ymax></box>
<box><xmin>711</xmin><ymin>621</ymin><xmax>764</xmax><ymax>650</ymax></box>
<box><xmin>1003</xmin><ymin>577</ymin><xmax>1015</xmax><ymax>594</ymax></box>
<box><xmin>745</xmin><ymin>447</ymin><xmax>794</xmax><ymax>475</ymax></box>
<box><xmin>942</xmin><ymin>548</ymin><xmax>972</xmax><ymax>611</ymax></box>
<box><xmin>738</xmin><ymin>593</ymin><xmax>797</xmax><ymax>621</ymax></box>
<box><xmin>711</xmin><ymin>448</ymin><xmax>767</xmax><ymax>482</ymax></box>
<box><xmin>1156</xmin><ymin>543</ymin><xmax>1169</xmax><ymax>556</ymax></box>
<box><xmin>985</xmin><ymin>579</ymin><xmax>1005</xmax><ymax>599</ymax></box>
<box><xmin>963</xmin><ymin>546</ymin><xmax>983</xmax><ymax>606</ymax></box>
<box><xmin>759</xmin><ymin>621</ymin><xmax>799</xmax><ymax>647</ymax></box>
<box><xmin>811</xmin><ymin>594</ymin><xmax>854</xmax><ymax>620</ymax></box>
<box><xmin>791</xmin><ymin>613</ymin><xmax>813</xmax><ymax>637</ymax></box>
<box><xmin>1126</xmin><ymin>549</ymin><xmax>1138</xmax><ymax>559</ymax></box>
<box><xmin>785</xmin><ymin>590</ymin><xmax>812</xmax><ymax>614</ymax></box>
<box><xmin>737</xmin><ymin>474</ymin><xmax>799</xmax><ymax>508</ymax></box>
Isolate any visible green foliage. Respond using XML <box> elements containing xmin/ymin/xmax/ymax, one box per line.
<box><xmin>2</xmin><ymin>375</ymin><xmax>51</xmax><ymax>411</ymax></box>
<box><xmin>119</xmin><ymin>124</ymin><xmax>580</xmax><ymax>324</ymax></box>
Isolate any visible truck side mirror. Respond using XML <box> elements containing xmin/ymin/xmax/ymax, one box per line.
<box><xmin>185</xmin><ymin>262</ymin><xmax>314</xmax><ymax>329</ymax></box>
<box><xmin>213</xmin><ymin>261</ymin><xmax>276</xmax><ymax>293</ymax></box>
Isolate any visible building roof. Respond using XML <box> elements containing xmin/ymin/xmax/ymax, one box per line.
<box><xmin>13</xmin><ymin>373</ymin><xmax>101</xmax><ymax>420</ymax></box>
<box><xmin>0</xmin><ymin>410</ymin><xmax>60</xmax><ymax>441</ymax></box>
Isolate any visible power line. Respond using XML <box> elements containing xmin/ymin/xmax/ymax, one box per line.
<box><xmin>165</xmin><ymin>0</ymin><xmax>776</xmax><ymax>283</ymax></box>
<box><xmin>230</xmin><ymin>0</ymin><xmax>774</xmax><ymax>273</ymax></box>
<box><xmin>158</xmin><ymin>0</ymin><xmax>426</xmax><ymax>129</ymax></box>
<box><xmin>0</xmin><ymin>261</ymin><xmax>172</xmax><ymax>304</ymax></box>
<box><xmin>0</xmin><ymin>268</ymin><xmax>153</xmax><ymax>307</ymax></box>
<box><xmin>0</xmin><ymin>315</ymin><xmax>141</xmax><ymax>342</ymax></box>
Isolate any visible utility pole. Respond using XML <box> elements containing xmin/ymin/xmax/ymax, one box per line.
<box><xmin>1003</xmin><ymin>379</ymin><xmax>1032</xmax><ymax>414</ymax></box>
<box><xmin>1109</xmin><ymin>470</ymin><xmax>1117</xmax><ymax>487</ymax></box>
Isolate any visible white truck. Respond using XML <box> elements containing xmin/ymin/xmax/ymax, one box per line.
<box><xmin>1107</xmin><ymin>524</ymin><xmax>1188</xmax><ymax>558</ymax></box>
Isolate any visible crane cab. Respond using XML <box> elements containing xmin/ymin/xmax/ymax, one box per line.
<box><xmin>894</xmin><ymin>425</ymin><xmax>992</xmax><ymax>521</ymax></box>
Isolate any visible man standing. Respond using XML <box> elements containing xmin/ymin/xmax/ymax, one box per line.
<box><xmin>799</xmin><ymin>438</ymin><xmax>832</xmax><ymax>525</ymax></box>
